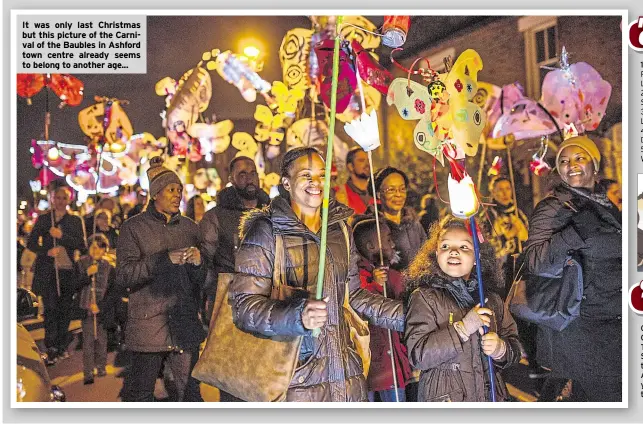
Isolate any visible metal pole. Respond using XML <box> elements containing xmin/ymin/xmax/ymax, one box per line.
<box><xmin>367</xmin><ymin>150</ymin><xmax>400</xmax><ymax>402</ymax></box>
<box><xmin>312</xmin><ymin>16</ymin><xmax>344</xmax><ymax>339</ymax></box>
<box><xmin>470</xmin><ymin>216</ymin><xmax>497</xmax><ymax>402</ymax></box>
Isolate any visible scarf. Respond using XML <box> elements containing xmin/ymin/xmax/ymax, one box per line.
<box><xmin>493</xmin><ymin>202</ymin><xmax>516</xmax><ymax>215</ymax></box>
<box><xmin>432</xmin><ymin>278</ymin><xmax>480</xmax><ymax>309</ymax></box>
<box><xmin>563</xmin><ymin>183</ymin><xmax>613</xmax><ymax>208</ymax></box>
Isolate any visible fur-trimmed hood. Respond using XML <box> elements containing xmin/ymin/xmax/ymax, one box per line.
<box><xmin>239</xmin><ymin>195</ymin><xmax>353</xmax><ymax>241</ymax></box>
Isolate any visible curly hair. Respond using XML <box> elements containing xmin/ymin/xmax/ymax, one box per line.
<box><xmin>404</xmin><ymin>215</ymin><xmax>503</xmax><ymax>302</ymax></box>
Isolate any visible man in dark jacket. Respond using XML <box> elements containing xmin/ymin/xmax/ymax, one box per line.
<box><xmin>199</xmin><ymin>156</ymin><xmax>270</xmax><ymax>402</ymax></box>
<box><xmin>116</xmin><ymin>156</ymin><xmax>206</xmax><ymax>402</ymax></box>
<box><xmin>27</xmin><ymin>186</ymin><xmax>86</xmax><ymax>363</ymax></box>
<box><xmin>200</xmin><ymin>156</ymin><xmax>270</xmax><ymax>319</ymax></box>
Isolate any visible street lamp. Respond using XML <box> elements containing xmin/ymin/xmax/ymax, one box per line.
<box><xmin>243</xmin><ymin>46</ymin><xmax>260</xmax><ymax>59</ymax></box>
<box><xmin>240</xmin><ymin>41</ymin><xmax>264</xmax><ymax>72</ymax></box>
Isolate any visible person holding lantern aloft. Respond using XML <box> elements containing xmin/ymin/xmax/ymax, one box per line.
<box><xmin>231</xmin><ymin>147</ymin><xmax>404</xmax><ymax>402</ymax></box>
<box><xmin>404</xmin><ymin>216</ymin><xmax>523</xmax><ymax>402</ymax></box>
<box><xmin>523</xmin><ymin>136</ymin><xmax>622</xmax><ymax>402</ymax></box>
<box><xmin>27</xmin><ymin>186</ymin><xmax>86</xmax><ymax>364</ymax></box>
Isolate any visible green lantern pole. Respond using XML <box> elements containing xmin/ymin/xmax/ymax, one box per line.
<box><xmin>313</xmin><ymin>16</ymin><xmax>343</xmax><ymax>338</ymax></box>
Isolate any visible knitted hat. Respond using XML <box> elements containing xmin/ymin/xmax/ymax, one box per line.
<box><xmin>147</xmin><ymin>156</ymin><xmax>182</xmax><ymax>198</ymax></box>
<box><xmin>555</xmin><ymin>135</ymin><xmax>601</xmax><ymax>172</ymax></box>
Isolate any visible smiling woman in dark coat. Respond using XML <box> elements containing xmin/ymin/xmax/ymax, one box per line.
<box><xmin>523</xmin><ymin>135</ymin><xmax>622</xmax><ymax>402</ymax></box>
<box><xmin>231</xmin><ymin>147</ymin><xmax>404</xmax><ymax>402</ymax></box>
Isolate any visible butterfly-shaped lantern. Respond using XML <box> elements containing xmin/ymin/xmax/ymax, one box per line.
<box><xmin>387</xmin><ymin>49</ymin><xmax>486</xmax><ymax>165</ymax></box>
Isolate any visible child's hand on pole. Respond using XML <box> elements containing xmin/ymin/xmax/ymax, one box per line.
<box><xmin>372</xmin><ymin>266</ymin><xmax>389</xmax><ymax>287</ymax></box>
<box><xmin>480</xmin><ymin>331</ymin><xmax>506</xmax><ymax>359</ymax></box>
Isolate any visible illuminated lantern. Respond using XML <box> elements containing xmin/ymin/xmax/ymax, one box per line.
<box><xmin>266</xmin><ymin>144</ymin><xmax>281</xmax><ymax>159</ymax></box>
<box><xmin>63</xmin><ymin>153</ymin><xmax>77</xmax><ymax>175</ymax></box>
<box><xmin>381</xmin><ymin>16</ymin><xmax>411</xmax><ymax>48</ymax></box>
<box><xmin>189</xmin><ymin>120</ymin><xmax>234</xmax><ymax>155</ymax></box>
<box><xmin>231</xmin><ymin>132</ymin><xmax>258</xmax><ymax>158</ymax></box>
<box><xmin>47</xmin><ymin>74</ymin><xmax>84</xmax><ymax>107</ymax></box>
<box><xmin>17</xmin><ymin>74</ymin><xmax>84</xmax><ymax>107</ymax></box>
<box><xmin>211</xmin><ymin>50</ymin><xmax>270</xmax><ymax>102</ymax></box>
<box><xmin>314</xmin><ymin>39</ymin><xmax>356</xmax><ymax>113</ymax></box>
<box><xmin>31</xmin><ymin>139</ymin><xmax>44</xmax><ymax>169</ymax></box>
<box><xmin>17</xmin><ymin>74</ymin><xmax>45</xmax><ymax>105</ymax></box>
<box><xmin>38</xmin><ymin>167</ymin><xmax>57</xmax><ymax>187</ymax></box>
<box><xmin>447</xmin><ymin>172</ymin><xmax>479</xmax><ymax>219</ymax></box>
<box><xmin>487</xmin><ymin>156</ymin><xmax>503</xmax><ymax>176</ymax></box>
<box><xmin>529</xmin><ymin>156</ymin><xmax>551</xmax><ymax>176</ymax></box>
<box><xmin>529</xmin><ymin>137</ymin><xmax>552</xmax><ymax>176</ymax></box>
<box><xmin>344</xmin><ymin>110</ymin><xmax>380</xmax><ymax>152</ymax></box>
<box><xmin>47</xmin><ymin>147</ymin><xmax>60</xmax><ymax>162</ymax></box>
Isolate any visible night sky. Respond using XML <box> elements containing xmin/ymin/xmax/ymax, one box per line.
<box><xmin>16</xmin><ymin>15</ymin><xmax>314</xmax><ymax>200</ymax></box>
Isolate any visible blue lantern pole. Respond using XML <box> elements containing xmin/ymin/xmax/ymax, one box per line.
<box><xmin>469</xmin><ymin>216</ymin><xmax>497</xmax><ymax>402</ymax></box>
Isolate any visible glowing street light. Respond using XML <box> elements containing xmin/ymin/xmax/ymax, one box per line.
<box><xmin>243</xmin><ymin>45</ymin><xmax>260</xmax><ymax>58</ymax></box>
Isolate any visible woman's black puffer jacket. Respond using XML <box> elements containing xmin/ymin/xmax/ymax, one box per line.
<box><xmin>522</xmin><ymin>183</ymin><xmax>622</xmax><ymax>380</ymax></box>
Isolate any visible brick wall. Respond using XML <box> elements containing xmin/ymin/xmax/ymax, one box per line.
<box><xmin>382</xmin><ymin>15</ymin><xmax>623</xmax><ymax>207</ymax></box>
<box><xmin>558</xmin><ymin>15</ymin><xmax>622</xmax><ymax>131</ymax></box>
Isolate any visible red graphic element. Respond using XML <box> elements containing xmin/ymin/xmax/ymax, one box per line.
<box><xmin>414</xmin><ymin>99</ymin><xmax>426</xmax><ymax>115</ymax></box>
<box><xmin>630</xmin><ymin>282</ymin><xmax>643</xmax><ymax>314</ymax></box>
<box><xmin>454</xmin><ymin>79</ymin><xmax>463</xmax><ymax>93</ymax></box>
<box><xmin>628</xmin><ymin>17</ymin><xmax>643</xmax><ymax>50</ymax></box>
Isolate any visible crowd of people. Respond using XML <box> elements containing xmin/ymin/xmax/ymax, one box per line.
<box><xmin>16</xmin><ymin>135</ymin><xmax>623</xmax><ymax>402</ymax></box>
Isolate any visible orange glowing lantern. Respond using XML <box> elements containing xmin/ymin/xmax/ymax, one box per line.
<box><xmin>17</xmin><ymin>74</ymin><xmax>45</xmax><ymax>105</ymax></box>
<box><xmin>382</xmin><ymin>16</ymin><xmax>411</xmax><ymax>48</ymax></box>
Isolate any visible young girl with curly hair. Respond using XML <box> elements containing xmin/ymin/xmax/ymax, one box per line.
<box><xmin>404</xmin><ymin>216</ymin><xmax>523</xmax><ymax>402</ymax></box>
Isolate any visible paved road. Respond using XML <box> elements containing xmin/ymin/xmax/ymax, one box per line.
<box><xmin>32</xmin><ymin>321</ymin><xmax>220</xmax><ymax>402</ymax></box>
<box><xmin>31</xmin><ymin>321</ymin><xmax>539</xmax><ymax>403</ymax></box>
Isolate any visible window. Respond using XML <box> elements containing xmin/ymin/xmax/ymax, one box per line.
<box><xmin>518</xmin><ymin>16</ymin><xmax>559</xmax><ymax>99</ymax></box>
